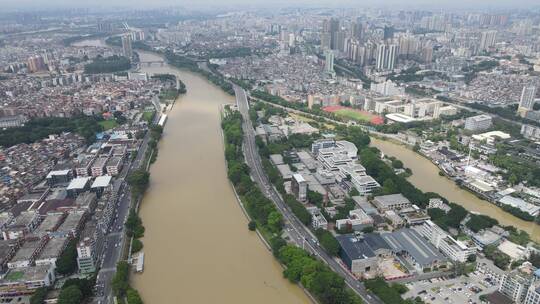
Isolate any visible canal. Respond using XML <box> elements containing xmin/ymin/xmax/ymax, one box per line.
<box><xmin>370</xmin><ymin>138</ymin><xmax>540</xmax><ymax>241</ymax></box>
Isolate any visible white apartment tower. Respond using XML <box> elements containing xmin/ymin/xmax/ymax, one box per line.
<box><xmin>324</xmin><ymin>49</ymin><xmax>335</xmax><ymax>75</ymax></box>
<box><xmin>518</xmin><ymin>86</ymin><xmax>537</xmax><ymax>117</ymax></box>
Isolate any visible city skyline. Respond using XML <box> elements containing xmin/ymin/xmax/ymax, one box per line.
<box><xmin>3</xmin><ymin>0</ymin><xmax>540</xmax><ymax>10</ymax></box>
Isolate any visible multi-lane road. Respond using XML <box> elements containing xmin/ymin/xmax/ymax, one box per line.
<box><xmin>93</xmin><ymin>107</ymin><xmax>160</xmax><ymax>304</ymax></box>
<box><xmin>234</xmin><ymin>85</ymin><xmax>382</xmax><ymax>304</ymax></box>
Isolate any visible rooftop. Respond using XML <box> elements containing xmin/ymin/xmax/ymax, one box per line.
<box><xmin>373</xmin><ymin>194</ymin><xmax>411</xmax><ymax>207</ymax></box>
<box><xmin>37</xmin><ymin>237</ymin><xmax>68</xmax><ymax>260</ymax></box>
<box><xmin>66</xmin><ymin>177</ymin><xmax>91</xmax><ymax>191</ymax></box>
<box><xmin>10</xmin><ymin>238</ymin><xmax>43</xmax><ymax>262</ymax></box>
<box><xmin>2</xmin><ymin>265</ymin><xmax>52</xmax><ymax>283</ymax></box>
<box><xmin>381</xmin><ymin>228</ymin><xmax>447</xmax><ymax>266</ymax></box>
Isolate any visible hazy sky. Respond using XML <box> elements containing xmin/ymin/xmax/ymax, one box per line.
<box><xmin>2</xmin><ymin>0</ymin><xmax>539</xmax><ymax>10</ymax></box>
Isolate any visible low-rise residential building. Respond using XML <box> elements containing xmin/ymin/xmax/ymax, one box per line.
<box><xmin>105</xmin><ymin>156</ymin><xmax>123</xmax><ymax>176</ymax></box>
<box><xmin>0</xmin><ymin>264</ymin><xmax>55</xmax><ymax>297</ymax></box>
<box><xmin>0</xmin><ymin>240</ymin><xmax>20</xmax><ymax>273</ymax></box>
<box><xmin>306</xmin><ymin>207</ymin><xmax>328</xmax><ymax>230</ymax></box>
<box><xmin>7</xmin><ymin>237</ymin><xmax>47</xmax><ymax>269</ymax></box>
<box><xmin>45</xmin><ymin>169</ymin><xmax>73</xmax><ymax>187</ymax></box>
<box><xmin>2</xmin><ymin>211</ymin><xmax>40</xmax><ymax>240</ymax></box>
<box><xmin>74</xmin><ymin>192</ymin><xmax>97</xmax><ymax>212</ymax></box>
<box><xmin>35</xmin><ymin>237</ymin><xmax>69</xmax><ymax>267</ymax></box>
<box><xmin>75</xmin><ymin>157</ymin><xmax>94</xmax><ymax>177</ymax></box>
<box><xmin>91</xmin><ymin>156</ymin><xmax>109</xmax><ymax>177</ymax></box>
<box><xmin>54</xmin><ymin>210</ymin><xmax>86</xmax><ymax>238</ymax></box>
<box><xmin>66</xmin><ymin>177</ymin><xmax>91</xmax><ymax>198</ymax></box>
<box><xmin>33</xmin><ymin>213</ymin><xmax>65</xmax><ymax>238</ymax></box>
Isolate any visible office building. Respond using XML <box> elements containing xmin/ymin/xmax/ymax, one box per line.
<box><xmin>372</xmin><ymin>194</ymin><xmax>412</xmax><ymax>212</ymax></box>
<box><xmin>464</xmin><ymin>114</ymin><xmax>493</xmax><ymax>132</ymax></box>
<box><xmin>521</xmin><ymin>124</ymin><xmax>540</xmax><ymax>141</ymax></box>
<box><xmin>417</xmin><ymin>220</ymin><xmax>477</xmax><ymax>262</ymax></box>
<box><xmin>311</xmin><ymin>138</ymin><xmax>336</xmax><ymax>155</ymax></box>
<box><xmin>292</xmin><ymin>174</ymin><xmax>307</xmax><ymax>202</ymax></box>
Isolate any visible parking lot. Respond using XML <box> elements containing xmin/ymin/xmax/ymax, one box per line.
<box><xmin>403</xmin><ymin>271</ymin><xmax>499</xmax><ymax>304</ymax></box>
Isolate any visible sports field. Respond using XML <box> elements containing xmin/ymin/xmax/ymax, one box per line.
<box><xmin>323</xmin><ymin>105</ymin><xmax>384</xmax><ymax>125</ymax></box>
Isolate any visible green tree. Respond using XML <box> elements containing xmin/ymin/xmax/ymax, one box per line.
<box><xmin>127</xmin><ymin>288</ymin><xmax>144</xmax><ymax>304</ymax></box>
<box><xmin>30</xmin><ymin>287</ymin><xmax>48</xmax><ymax>304</ymax></box>
<box><xmin>62</xmin><ymin>277</ymin><xmax>94</xmax><ymax>299</ymax></box>
<box><xmin>127</xmin><ymin>169</ymin><xmax>150</xmax><ymax>197</ymax></box>
<box><xmin>248</xmin><ymin>220</ymin><xmax>256</xmax><ymax>231</ymax></box>
<box><xmin>315</xmin><ymin>229</ymin><xmax>340</xmax><ymax>256</ymax></box>
<box><xmin>125</xmin><ymin>210</ymin><xmax>145</xmax><ymax>238</ymax></box>
<box><xmin>307</xmin><ymin>190</ymin><xmax>324</xmax><ymax>207</ymax></box>
<box><xmin>391</xmin><ymin>159</ymin><xmax>404</xmax><ymax>169</ymax></box>
<box><xmin>131</xmin><ymin>239</ymin><xmax>143</xmax><ymax>254</ymax></box>
<box><xmin>56</xmin><ymin>239</ymin><xmax>78</xmax><ymax>275</ymax></box>
<box><xmin>111</xmin><ymin>261</ymin><xmax>130</xmax><ymax>297</ymax></box>
<box><xmin>57</xmin><ymin>285</ymin><xmax>82</xmax><ymax>304</ymax></box>
<box><xmin>381</xmin><ymin>179</ymin><xmax>398</xmax><ymax>194</ymax></box>
<box><xmin>267</xmin><ymin>211</ymin><xmax>283</xmax><ymax>233</ymax></box>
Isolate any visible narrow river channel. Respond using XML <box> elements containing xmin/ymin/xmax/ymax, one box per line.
<box><xmin>370</xmin><ymin>138</ymin><xmax>540</xmax><ymax>241</ymax></box>
<box><xmin>132</xmin><ymin>51</ymin><xmax>310</xmax><ymax>303</ymax></box>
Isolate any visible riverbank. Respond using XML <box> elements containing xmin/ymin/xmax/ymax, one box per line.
<box><xmin>369</xmin><ymin>137</ymin><xmax>540</xmax><ymax>241</ymax></box>
<box><xmin>131</xmin><ymin>50</ymin><xmax>311</xmax><ymax>303</ymax></box>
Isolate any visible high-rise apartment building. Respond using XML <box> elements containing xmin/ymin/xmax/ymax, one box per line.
<box><xmin>321</xmin><ymin>18</ymin><xmax>341</xmax><ymax>51</ymax></box>
<box><xmin>376</xmin><ymin>44</ymin><xmax>398</xmax><ymax>71</ymax></box>
<box><xmin>324</xmin><ymin>49</ymin><xmax>335</xmax><ymax>75</ymax></box>
<box><xmin>518</xmin><ymin>86</ymin><xmax>537</xmax><ymax>117</ymax></box>
<box><xmin>479</xmin><ymin>30</ymin><xmax>497</xmax><ymax>51</ymax></box>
